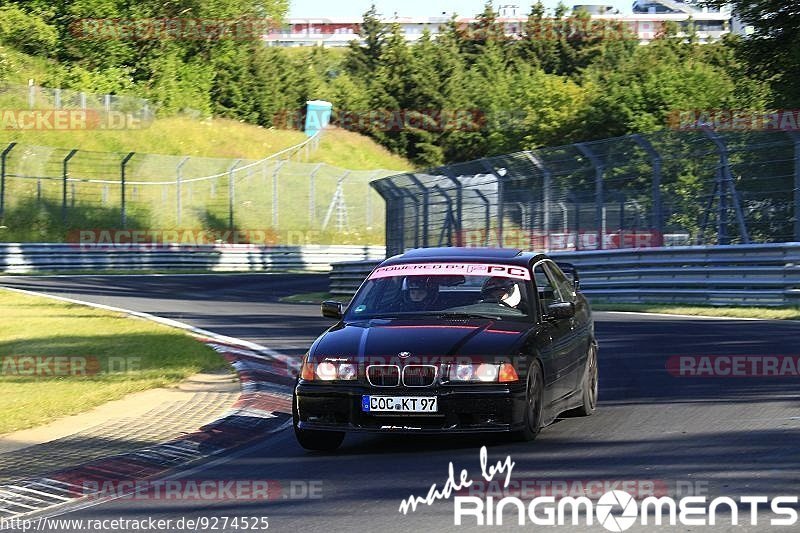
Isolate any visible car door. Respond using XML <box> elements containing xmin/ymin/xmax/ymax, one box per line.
<box><xmin>543</xmin><ymin>260</ymin><xmax>587</xmax><ymax>395</ymax></box>
<box><xmin>532</xmin><ymin>261</ymin><xmax>574</xmax><ymax>401</ymax></box>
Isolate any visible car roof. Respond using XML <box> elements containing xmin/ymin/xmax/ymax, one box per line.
<box><xmin>380</xmin><ymin>247</ymin><xmax>548</xmax><ymax>267</ymax></box>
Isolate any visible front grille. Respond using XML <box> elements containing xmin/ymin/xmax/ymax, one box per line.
<box><xmin>402</xmin><ymin>365</ymin><xmax>438</xmax><ymax>387</ymax></box>
<box><xmin>367</xmin><ymin>365</ymin><xmax>400</xmax><ymax>387</ymax></box>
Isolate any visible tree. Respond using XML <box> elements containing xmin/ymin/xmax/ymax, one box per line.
<box><xmin>704</xmin><ymin>0</ymin><xmax>800</xmax><ymax>106</ymax></box>
<box><xmin>343</xmin><ymin>4</ymin><xmax>387</xmax><ymax>77</ymax></box>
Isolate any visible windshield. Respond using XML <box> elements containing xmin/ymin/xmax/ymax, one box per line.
<box><xmin>345</xmin><ymin>262</ymin><xmax>532</xmax><ymax>321</ymax></box>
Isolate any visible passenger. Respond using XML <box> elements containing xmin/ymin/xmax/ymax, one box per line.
<box><xmin>481</xmin><ymin>277</ymin><xmax>525</xmax><ymax>310</ymax></box>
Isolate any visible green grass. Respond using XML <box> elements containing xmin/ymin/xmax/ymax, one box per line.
<box><xmin>0</xmin><ymin>288</ymin><xmax>226</xmax><ymax>434</ymax></box>
<box><xmin>591</xmin><ymin>302</ymin><xmax>800</xmax><ymax>320</ymax></box>
<box><xmin>312</xmin><ymin>128</ymin><xmax>411</xmax><ymax>170</ymax></box>
<box><xmin>279</xmin><ymin>291</ymin><xmax>335</xmax><ymax>304</ymax></box>
<box><xmin>0</xmin><ymin>45</ymin><xmax>54</xmax><ymax>85</ymax></box>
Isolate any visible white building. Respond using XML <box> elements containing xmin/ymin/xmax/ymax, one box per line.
<box><xmin>266</xmin><ymin>2</ymin><xmax>736</xmax><ymax>47</ymax></box>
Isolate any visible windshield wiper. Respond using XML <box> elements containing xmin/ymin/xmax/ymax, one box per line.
<box><xmin>426</xmin><ymin>312</ymin><xmax>502</xmax><ymax>321</ymax></box>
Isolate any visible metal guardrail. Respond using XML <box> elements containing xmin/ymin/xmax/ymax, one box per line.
<box><xmin>0</xmin><ymin>244</ymin><xmax>385</xmax><ymax>274</ymax></box>
<box><xmin>329</xmin><ymin>244</ymin><xmax>800</xmax><ymax>306</ymax></box>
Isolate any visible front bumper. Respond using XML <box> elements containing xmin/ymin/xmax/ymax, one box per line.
<box><xmin>294</xmin><ymin>382</ymin><xmax>527</xmax><ymax>434</ymax></box>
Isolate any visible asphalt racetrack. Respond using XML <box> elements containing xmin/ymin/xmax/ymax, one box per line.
<box><xmin>1</xmin><ymin>274</ymin><xmax>799</xmax><ymax>532</ymax></box>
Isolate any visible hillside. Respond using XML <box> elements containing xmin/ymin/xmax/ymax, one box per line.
<box><xmin>0</xmin><ymin>114</ymin><xmax>411</xmax><ymax>171</ymax></box>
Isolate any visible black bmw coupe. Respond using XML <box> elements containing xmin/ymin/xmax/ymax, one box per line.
<box><xmin>293</xmin><ymin>247</ymin><xmax>598</xmax><ymax>451</ymax></box>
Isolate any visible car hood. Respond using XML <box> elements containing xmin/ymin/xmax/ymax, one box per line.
<box><xmin>310</xmin><ymin>318</ymin><xmax>531</xmax><ymax>363</ymax></box>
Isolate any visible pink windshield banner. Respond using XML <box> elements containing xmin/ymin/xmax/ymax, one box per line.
<box><xmin>368</xmin><ymin>263</ymin><xmax>531</xmax><ymax>281</ymax></box>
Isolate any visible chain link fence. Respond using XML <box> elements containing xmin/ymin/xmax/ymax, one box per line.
<box><xmin>0</xmin><ymin>134</ymin><xmax>397</xmax><ymax>245</ymax></box>
<box><xmin>0</xmin><ymin>82</ymin><xmax>157</xmax><ymax>122</ymax></box>
<box><xmin>372</xmin><ymin>130</ymin><xmax>800</xmax><ymax>256</ymax></box>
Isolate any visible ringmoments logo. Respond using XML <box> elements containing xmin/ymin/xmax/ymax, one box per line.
<box><xmin>398</xmin><ymin>447</ymin><xmax>799</xmax><ymax>529</ymax></box>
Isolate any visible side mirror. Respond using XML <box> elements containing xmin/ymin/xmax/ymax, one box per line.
<box><xmin>546</xmin><ymin>302</ymin><xmax>575</xmax><ymax>320</ymax></box>
<box><xmin>321</xmin><ymin>300</ymin><xmax>344</xmax><ymax>320</ymax></box>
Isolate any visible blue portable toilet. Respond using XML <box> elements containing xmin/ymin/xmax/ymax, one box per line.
<box><xmin>305</xmin><ymin>100</ymin><xmax>333</xmax><ymax>137</ymax></box>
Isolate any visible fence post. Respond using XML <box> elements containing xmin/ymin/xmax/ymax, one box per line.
<box><xmin>176</xmin><ymin>156</ymin><xmax>189</xmax><ymax>226</ymax></box>
<box><xmin>631</xmin><ymin>134</ymin><xmax>663</xmax><ymax>244</ymax></box>
<box><xmin>28</xmin><ymin>82</ymin><xmax>35</xmax><ymax>109</ymax></box>
<box><xmin>576</xmin><ymin>143</ymin><xmax>605</xmax><ymax>250</ymax></box>
<box><xmin>523</xmin><ymin>151</ymin><xmax>552</xmax><ymax>252</ymax></box>
<box><xmin>478</xmin><ymin>159</ymin><xmax>509</xmax><ymax>246</ymax></box>
<box><xmin>702</xmin><ymin>128</ymin><xmax>750</xmax><ymax>244</ymax></box>
<box><xmin>80</xmin><ymin>92</ymin><xmax>86</xmax><ymax>110</ymax></box>
<box><xmin>228</xmin><ymin>159</ymin><xmax>241</xmax><ymax>230</ymax></box>
<box><xmin>120</xmin><ymin>152</ymin><xmax>135</xmax><ymax>228</ymax></box>
<box><xmin>62</xmin><ymin>149</ymin><xmax>78</xmax><ymax>224</ymax></box>
<box><xmin>104</xmin><ymin>94</ymin><xmax>111</xmax><ymax>113</ymax></box>
<box><xmin>308</xmin><ymin>163</ymin><xmax>322</xmax><ymax>224</ymax></box>
<box><xmin>790</xmin><ymin>132</ymin><xmax>800</xmax><ymax>242</ymax></box>
<box><xmin>0</xmin><ymin>142</ymin><xmax>17</xmax><ymax>221</ymax></box>
<box><xmin>272</xmin><ymin>160</ymin><xmax>286</xmax><ymax>228</ymax></box>
<box><xmin>407</xmin><ymin>174</ymin><xmax>430</xmax><ymax>247</ymax></box>
<box><xmin>443</xmin><ymin>168</ymin><xmax>464</xmax><ymax>246</ymax></box>
<box><xmin>54</xmin><ymin>88</ymin><xmax>61</xmax><ymax>109</ymax></box>
<box><xmin>368</xmin><ymin>170</ymin><xmax>383</xmax><ymax>229</ymax></box>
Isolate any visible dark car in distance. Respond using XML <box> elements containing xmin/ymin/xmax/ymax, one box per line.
<box><xmin>293</xmin><ymin>247</ymin><xmax>598</xmax><ymax>451</ymax></box>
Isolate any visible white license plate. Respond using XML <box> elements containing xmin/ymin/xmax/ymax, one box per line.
<box><xmin>362</xmin><ymin>395</ymin><xmax>438</xmax><ymax>413</ymax></box>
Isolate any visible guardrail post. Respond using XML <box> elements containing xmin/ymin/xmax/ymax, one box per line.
<box><xmin>576</xmin><ymin>143</ymin><xmax>605</xmax><ymax>250</ymax></box>
<box><xmin>523</xmin><ymin>151</ymin><xmax>552</xmax><ymax>251</ymax></box>
<box><xmin>176</xmin><ymin>156</ymin><xmax>189</xmax><ymax>226</ymax></box>
<box><xmin>0</xmin><ymin>142</ymin><xmax>17</xmax><ymax>221</ymax></box>
<box><xmin>62</xmin><ymin>149</ymin><xmax>78</xmax><ymax>224</ymax></box>
<box><xmin>790</xmin><ymin>132</ymin><xmax>800</xmax><ymax>242</ymax></box>
<box><xmin>120</xmin><ymin>152</ymin><xmax>135</xmax><ymax>228</ymax></box>
<box><xmin>228</xmin><ymin>159</ymin><xmax>241</xmax><ymax>230</ymax></box>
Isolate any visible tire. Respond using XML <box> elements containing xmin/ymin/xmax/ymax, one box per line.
<box><xmin>574</xmin><ymin>343</ymin><xmax>598</xmax><ymax>416</ymax></box>
<box><xmin>512</xmin><ymin>361</ymin><xmax>544</xmax><ymax>442</ymax></box>
<box><xmin>293</xmin><ymin>395</ymin><xmax>345</xmax><ymax>451</ymax></box>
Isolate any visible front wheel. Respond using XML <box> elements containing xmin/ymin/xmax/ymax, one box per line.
<box><xmin>574</xmin><ymin>343</ymin><xmax>598</xmax><ymax>416</ymax></box>
<box><xmin>293</xmin><ymin>396</ymin><xmax>345</xmax><ymax>451</ymax></box>
<box><xmin>512</xmin><ymin>361</ymin><xmax>544</xmax><ymax>442</ymax></box>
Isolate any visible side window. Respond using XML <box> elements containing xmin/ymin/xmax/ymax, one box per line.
<box><xmin>545</xmin><ymin>262</ymin><xmax>577</xmax><ymax>304</ymax></box>
<box><xmin>533</xmin><ymin>263</ymin><xmax>558</xmax><ymax>311</ymax></box>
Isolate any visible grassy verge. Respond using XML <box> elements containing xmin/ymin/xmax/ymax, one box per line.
<box><xmin>590</xmin><ymin>302</ymin><xmax>800</xmax><ymax>320</ymax></box>
<box><xmin>279</xmin><ymin>291</ymin><xmax>335</xmax><ymax>304</ymax></box>
<box><xmin>0</xmin><ymin>288</ymin><xmax>226</xmax><ymax>435</ymax></box>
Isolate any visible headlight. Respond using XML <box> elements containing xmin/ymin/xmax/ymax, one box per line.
<box><xmin>448</xmin><ymin>363</ymin><xmax>519</xmax><ymax>383</ymax></box>
<box><xmin>300</xmin><ymin>359</ymin><xmax>359</xmax><ymax>381</ymax></box>
<box><xmin>338</xmin><ymin>363</ymin><xmax>357</xmax><ymax>380</ymax></box>
<box><xmin>316</xmin><ymin>361</ymin><xmax>338</xmax><ymax>381</ymax></box>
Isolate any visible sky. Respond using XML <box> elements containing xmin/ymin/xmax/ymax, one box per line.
<box><xmin>288</xmin><ymin>0</ymin><xmax>635</xmax><ymax>19</ymax></box>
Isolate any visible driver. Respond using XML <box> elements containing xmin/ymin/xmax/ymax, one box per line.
<box><xmin>401</xmin><ymin>276</ymin><xmax>439</xmax><ymax>310</ymax></box>
<box><xmin>481</xmin><ymin>277</ymin><xmax>524</xmax><ymax>309</ymax></box>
